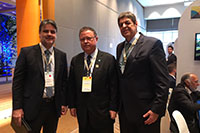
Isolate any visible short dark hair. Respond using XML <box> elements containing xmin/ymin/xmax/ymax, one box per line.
<box><xmin>39</xmin><ymin>19</ymin><xmax>57</xmax><ymax>32</ymax></box>
<box><xmin>168</xmin><ymin>45</ymin><xmax>174</xmax><ymax>50</ymax></box>
<box><xmin>118</xmin><ymin>11</ymin><xmax>137</xmax><ymax>26</ymax></box>
<box><xmin>79</xmin><ymin>26</ymin><xmax>97</xmax><ymax>37</ymax></box>
<box><xmin>167</xmin><ymin>63</ymin><xmax>176</xmax><ymax>73</ymax></box>
<box><xmin>180</xmin><ymin>73</ymin><xmax>191</xmax><ymax>85</ymax></box>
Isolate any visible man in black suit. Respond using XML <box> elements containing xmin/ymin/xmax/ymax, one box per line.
<box><xmin>12</xmin><ymin>19</ymin><xmax>68</xmax><ymax>133</ymax></box>
<box><xmin>69</xmin><ymin>26</ymin><xmax>118</xmax><ymax>133</ymax></box>
<box><xmin>168</xmin><ymin>63</ymin><xmax>176</xmax><ymax>89</ymax></box>
<box><xmin>168</xmin><ymin>73</ymin><xmax>200</xmax><ymax>133</ymax></box>
<box><xmin>167</xmin><ymin>45</ymin><xmax>177</xmax><ymax>65</ymax></box>
<box><xmin>116</xmin><ymin>11</ymin><xmax>169</xmax><ymax>133</ymax></box>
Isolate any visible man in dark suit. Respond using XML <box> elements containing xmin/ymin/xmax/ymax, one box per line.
<box><xmin>168</xmin><ymin>73</ymin><xmax>200</xmax><ymax>133</ymax></box>
<box><xmin>116</xmin><ymin>11</ymin><xmax>169</xmax><ymax>133</ymax></box>
<box><xmin>167</xmin><ymin>45</ymin><xmax>177</xmax><ymax>65</ymax></box>
<box><xmin>69</xmin><ymin>26</ymin><xmax>118</xmax><ymax>133</ymax></box>
<box><xmin>12</xmin><ymin>19</ymin><xmax>68</xmax><ymax>133</ymax></box>
<box><xmin>168</xmin><ymin>63</ymin><xmax>176</xmax><ymax>89</ymax></box>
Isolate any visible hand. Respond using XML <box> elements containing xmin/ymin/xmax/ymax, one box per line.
<box><xmin>12</xmin><ymin>109</ymin><xmax>24</xmax><ymax>127</ymax></box>
<box><xmin>70</xmin><ymin>108</ymin><xmax>77</xmax><ymax>117</ymax></box>
<box><xmin>109</xmin><ymin>110</ymin><xmax>117</xmax><ymax>120</ymax></box>
<box><xmin>143</xmin><ymin>110</ymin><xmax>159</xmax><ymax>125</ymax></box>
<box><xmin>61</xmin><ymin>106</ymin><xmax>68</xmax><ymax>115</ymax></box>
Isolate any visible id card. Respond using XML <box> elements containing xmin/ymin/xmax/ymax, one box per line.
<box><xmin>82</xmin><ymin>76</ymin><xmax>92</xmax><ymax>92</ymax></box>
<box><xmin>45</xmin><ymin>72</ymin><xmax>54</xmax><ymax>87</ymax></box>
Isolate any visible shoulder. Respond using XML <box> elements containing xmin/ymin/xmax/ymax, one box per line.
<box><xmin>117</xmin><ymin>41</ymin><xmax>125</xmax><ymax>49</ymax></box>
<box><xmin>173</xmin><ymin>84</ymin><xmax>187</xmax><ymax>94</ymax></box>
<box><xmin>172</xmin><ymin>53</ymin><xmax>177</xmax><ymax>58</ymax></box>
<box><xmin>98</xmin><ymin>50</ymin><xmax>115</xmax><ymax>59</ymax></box>
<box><xmin>54</xmin><ymin>47</ymin><xmax>67</xmax><ymax>56</ymax></box>
<box><xmin>71</xmin><ymin>52</ymin><xmax>84</xmax><ymax>62</ymax></box>
<box><xmin>21</xmin><ymin>44</ymin><xmax>39</xmax><ymax>51</ymax></box>
<box><xmin>140</xmin><ymin>34</ymin><xmax>162</xmax><ymax>45</ymax></box>
<box><xmin>19</xmin><ymin>44</ymin><xmax>40</xmax><ymax>55</ymax></box>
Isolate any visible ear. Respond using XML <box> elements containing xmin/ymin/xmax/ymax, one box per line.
<box><xmin>185</xmin><ymin>80</ymin><xmax>190</xmax><ymax>87</ymax></box>
<box><xmin>39</xmin><ymin>32</ymin><xmax>41</xmax><ymax>38</ymax></box>
<box><xmin>135</xmin><ymin>21</ymin><xmax>138</xmax><ymax>26</ymax></box>
<box><xmin>95</xmin><ymin>36</ymin><xmax>98</xmax><ymax>41</ymax></box>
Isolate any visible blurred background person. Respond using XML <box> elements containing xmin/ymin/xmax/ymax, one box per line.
<box><xmin>168</xmin><ymin>63</ymin><xmax>176</xmax><ymax>89</ymax></box>
<box><xmin>167</xmin><ymin>45</ymin><xmax>177</xmax><ymax>65</ymax></box>
<box><xmin>168</xmin><ymin>73</ymin><xmax>200</xmax><ymax>133</ymax></box>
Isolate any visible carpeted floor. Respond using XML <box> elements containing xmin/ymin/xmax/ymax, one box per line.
<box><xmin>0</xmin><ymin>112</ymin><xmax>78</xmax><ymax>133</ymax></box>
<box><xmin>0</xmin><ymin>82</ymin><xmax>120</xmax><ymax>133</ymax></box>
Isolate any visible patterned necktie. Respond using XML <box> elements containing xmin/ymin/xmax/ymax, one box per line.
<box><xmin>45</xmin><ymin>50</ymin><xmax>51</xmax><ymax>71</ymax></box>
<box><xmin>86</xmin><ymin>55</ymin><xmax>92</xmax><ymax>76</ymax></box>
<box><xmin>44</xmin><ymin>50</ymin><xmax>53</xmax><ymax>97</ymax></box>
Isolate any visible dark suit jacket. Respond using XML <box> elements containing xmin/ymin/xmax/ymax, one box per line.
<box><xmin>12</xmin><ymin>44</ymin><xmax>68</xmax><ymax>120</ymax></box>
<box><xmin>68</xmin><ymin>50</ymin><xmax>118</xmax><ymax>129</ymax></box>
<box><xmin>116</xmin><ymin>33</ymin><xmax>169</xmax><ymax>123</ymax></box>
<box><xmin>169</xmin><ymin>74</ymin><xmax>176</xmax><ymax>89</ymax></box>
<box><xmin>168</xmin><ymin>83</ymin><xmax>200</xmax><ymax>133</ymax></box>
<box><xmin>167</xmin><ymin>53</ymin><xmax>177</xmax><ymax>65</ymax></box>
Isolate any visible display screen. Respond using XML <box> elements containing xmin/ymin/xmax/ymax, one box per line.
<box><xmin>194</xmin><ymin>33</ymin><xmax>200</xmax><ymax>60</ymax></box>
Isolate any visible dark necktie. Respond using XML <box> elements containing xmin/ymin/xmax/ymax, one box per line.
<box><xmin>86</xmin><ymin>55</ymin><xmax>91</xmax><ymax>76</ymax></box>
<box><xmin>125</xmin><ymin>42</ymin><xmax>131</xmax><ymax>56</ymax></box>
<box><xmin>45</xmin><ymin>50</ymin><xmax>51</xmax><ymax>71</ymax></box>
<box><xmin>44</xmin><ymin>50</ymin><xmax>53</xmax><ymax>97</ymax></box>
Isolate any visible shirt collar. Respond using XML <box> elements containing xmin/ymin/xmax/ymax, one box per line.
<box><xmin>126</xmin><ymin>32</ymin><xmax>140</xmax><ymax>44</ymax></box>
<box><xmin>40</xmin><ymin>43</ymin><xmax>54</xmax><ymax>53</ymax></box>
<box><xmin>185</xmin><ymin>86</ymin><xmax>192</xmax><ymax>94</ymax></box>
<box><xmin>169</xmin><ymin>74</ymin><xmax>176</xmax><ymax>79</ymax></box>
<box><xmin>84</xmin><ymin>48</ymin><xmax>98</xmax><ymax>58</ymax></box>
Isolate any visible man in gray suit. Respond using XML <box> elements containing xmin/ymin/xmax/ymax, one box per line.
<box><xmin>116</xmin><ymin>11</ymin><xmax>169</xmax><ymax>133</ymax></box>
<box><xmin>12</xmin><ymin>19</ymin><xmax>68</xmax><ymax>133</ymax></box>
<box><xmin>69</xmin><ymin>26</ymin><xmax>118</xmax><ymax>133</ymax></box>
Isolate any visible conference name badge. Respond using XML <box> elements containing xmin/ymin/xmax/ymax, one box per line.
<box><xmin>45</xmin><ymin>72</ymin><xmax>54</xmax><ymax>87</ymax></box>
<box><xmin>82</xmin><ymin>76</ymin><xmax>92</xmax><ymax>92</ymax></box>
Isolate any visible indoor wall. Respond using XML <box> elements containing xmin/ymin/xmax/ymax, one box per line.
<box><xmin>176</xmin><ymin>0</ymin><xmax>200</xmax><ymax>83</ymax></box>
<box><xmin>54</xmin><ymin>0</ymin><xmax>145</xmax><ymax>63</ymax></box>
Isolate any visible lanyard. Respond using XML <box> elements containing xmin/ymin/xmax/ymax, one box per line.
<box><xmin>84</xmin><ymin>56</ymin><xmax>94</xmax><ymax>76</ymax></box>
<box><xmin>123</xmin><ymin>37</ymin><xmax>138</xmax><ymax>63</ymax></box>
<box><xmin>40</xmin><ymin>46</ymin><xmax>53</xmax><ymax>69</ymax></box>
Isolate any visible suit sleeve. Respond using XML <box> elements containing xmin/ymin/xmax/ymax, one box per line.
<box><xmin>175</xmin><ymin>90</ymin><xmax>200</xmax><ymax>113</ymax></box>
<box><xmin>12</xmin><ymin>48</ymin><xmax>26</xmax><ymax>110</ymax></box>
<box><xmin>149</xmin><ymin>40</ymin><xmax>169</xmax><ymax>116</ymax></box>
<box><xmin>61</xmin><ymin>53</ymin><xmax>68</xmax><ymax>106</ymax></box>
<box><xmin>68</xmin><ymin>57</ymin><xmax>76</xmax><ymax>108</ymax></box>
<box><xmin>108</xmin><ymin>56</ymin><xmax>119</xmax><ymax>111</ymax></box>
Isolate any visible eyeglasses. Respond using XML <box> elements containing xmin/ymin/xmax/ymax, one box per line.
<box><xmin>42</xmin><ymin>30</ymin><xmax>56</xmax><ymax>34</ymax></box>
<box><xmin>80</xmin><ymin>37</ymin><xmax>96</xmax><ymax>42</ymax></box>
<box><xmin>119</xmin><ymin>20</ymin><xmax>132</xmax><ymax>28</ymax></box>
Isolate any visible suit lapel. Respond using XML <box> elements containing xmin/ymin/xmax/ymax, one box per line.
<box><xmin>123</xmin><ymin>34</ymin><xmax>144</xmax><ymax>74</ymax></box>
<box><xmin>126</xmin><ymin>34</ymin><xmax>144</xmax><ymax>64</ymax></box>
<box><xmin>117</xmin><ymin>41</ymin><xmax>125</xmax><ymax>61</ymax></box>
<box><xmin>79</xmin><ymin>53</ymin><xmax>85</xmax><ymax>77</ymax></box>
<box><xmin>129</xmin><ymin>34</ymin><xmax>144</xmax><ymax>59</ymax></box>
<box><xmin>54</xmin><ymin>48</ymin><xmax>60</xmax><ymax>81</ymax></box>
<box><xmin>92</xmin><ymin>50</ymin><xmax>102</xmax><ymax>77</ymax></box>
<box><xmin>35</xmin><ymin>44</ymin><xmax>44</xmax><ymax>78</ymax></box>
